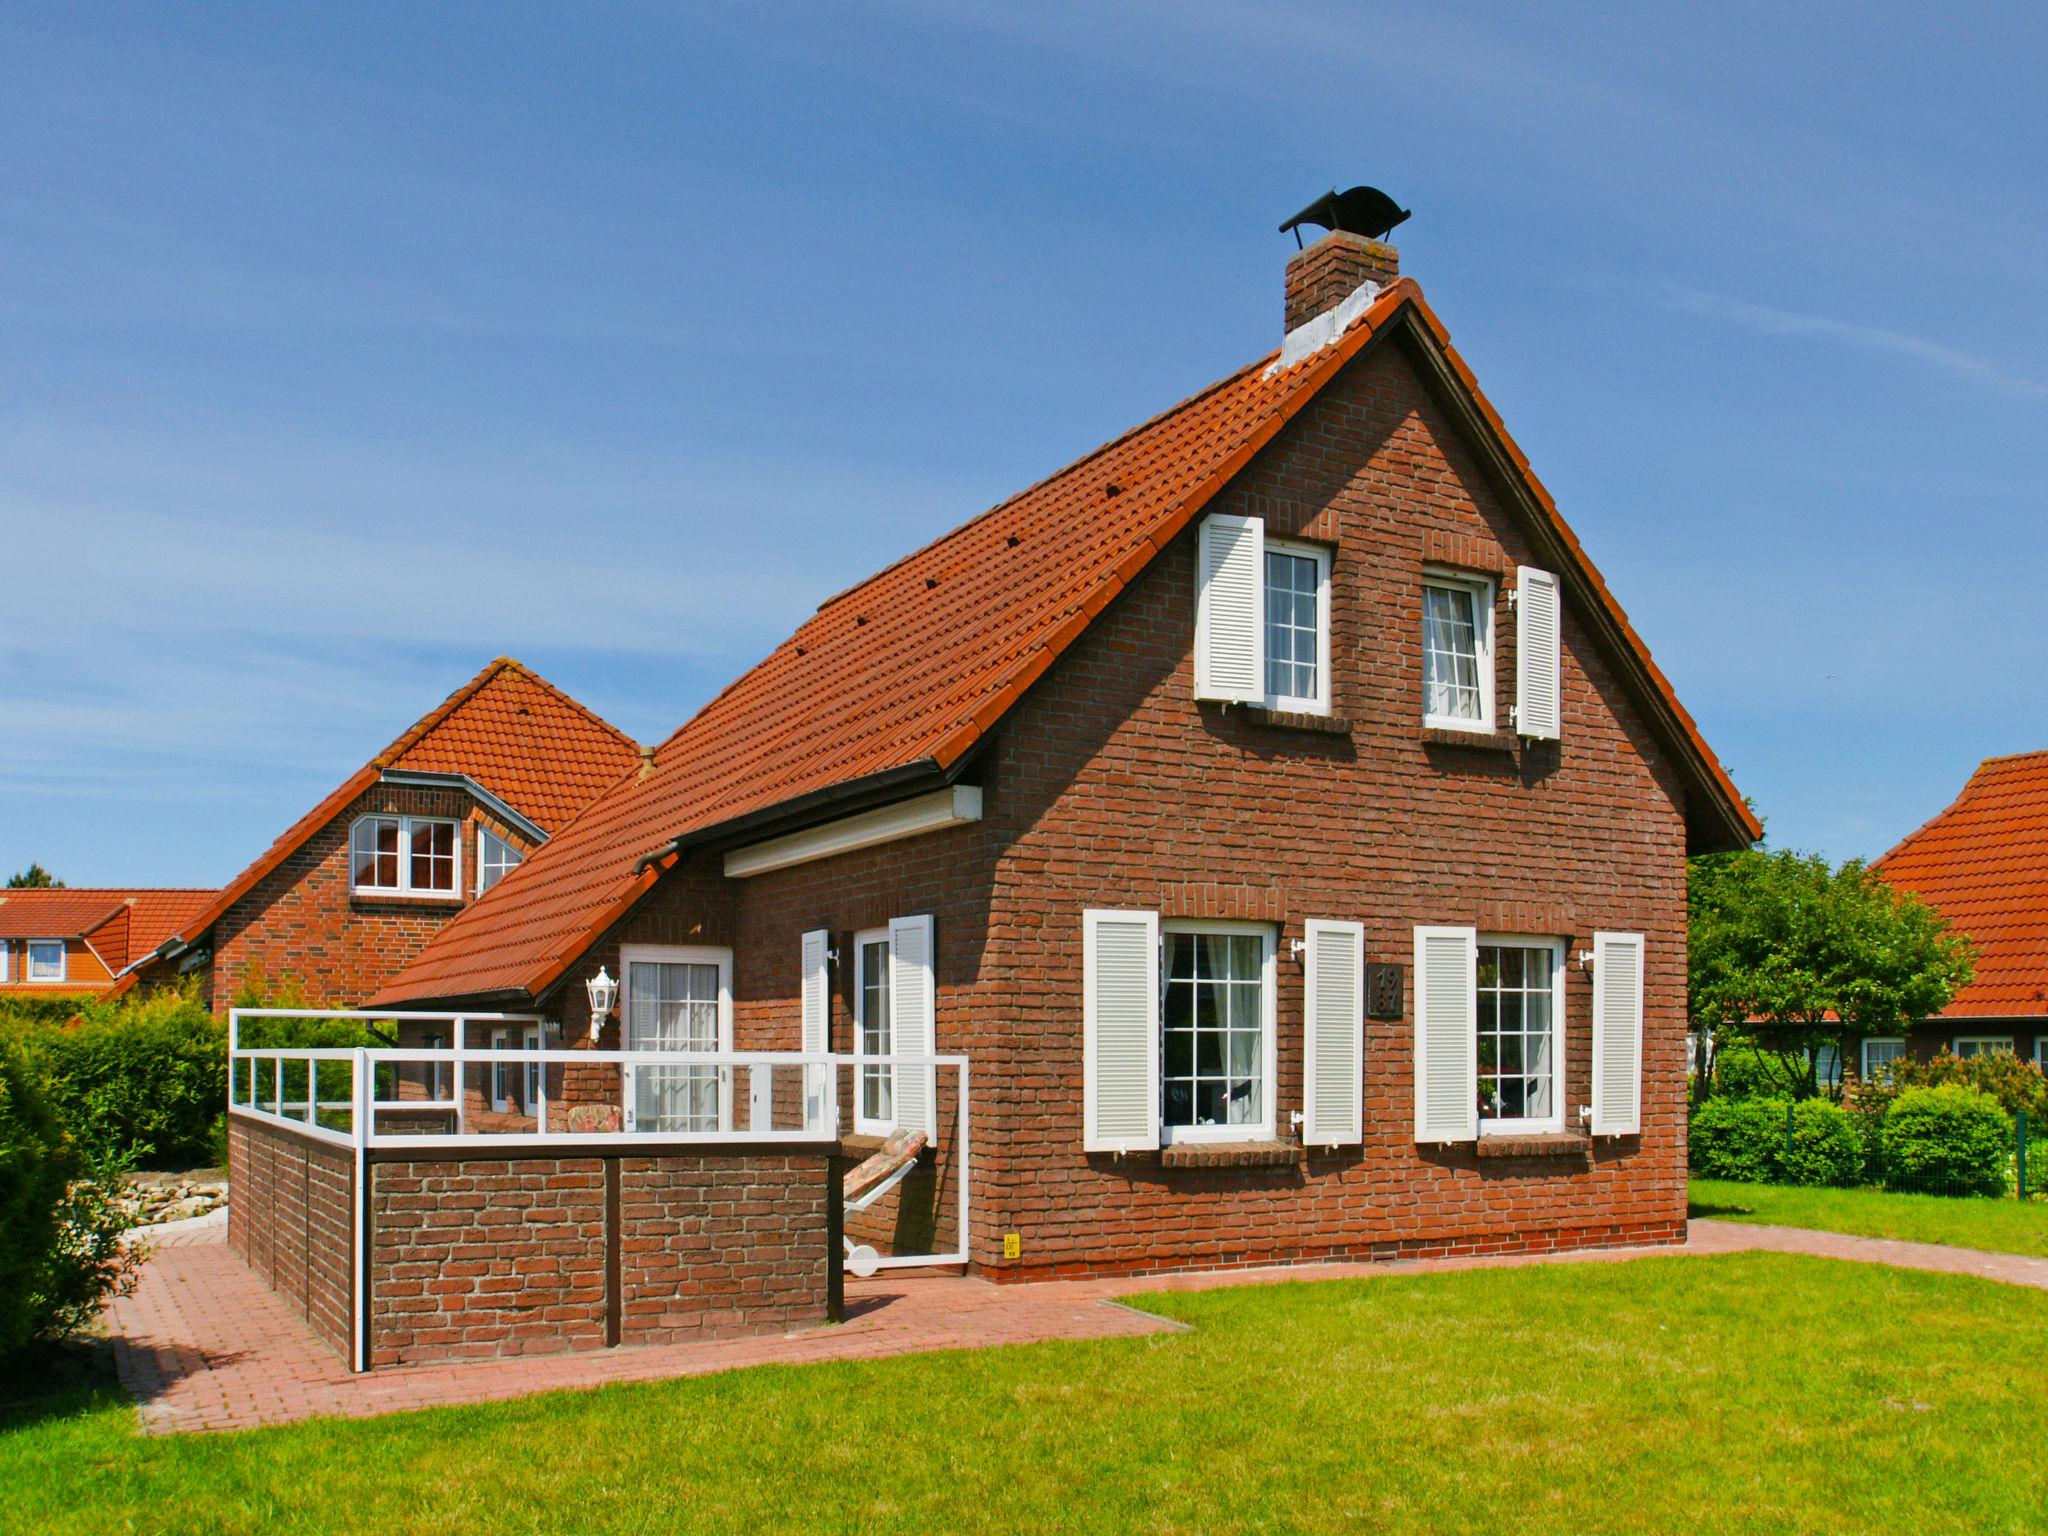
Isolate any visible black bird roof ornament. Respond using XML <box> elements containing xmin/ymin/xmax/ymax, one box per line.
<box><xmin>1278</xmin><ymin>186</ymin><xmax>1411</xmax><ymax>249</ymax></box>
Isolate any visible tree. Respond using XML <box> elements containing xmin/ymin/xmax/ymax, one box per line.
<box><xmin>1689</xmin><ymin>848</ymin><xmax>1974</xmax><ymax>1101</ymax></box>
<box><xmin>6</xmin><ymin>864</ymin><xmax>61</xmax><ymax>889</ymax></box>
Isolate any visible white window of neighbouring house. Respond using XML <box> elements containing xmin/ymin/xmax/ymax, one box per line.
<box><xmin>1861</xmin><ymin>1037</ymin><xmax>1905</xmax><ymax>1080</ymax></box>
<box><xmin>1161</xmin><ymin>922</ymin><xmax>1276</xmax><ymax>1143</ymax></box>
<box><xmin>351</xmin><ymin>815</ymin><xmax>460</xmax><ymax>896</ymax></box>
<box><xmin>1423</xmin><ymin>572</ymin><xmax>1494</xmax><ymax>729</ymax></box>
<box><xmin>2037</xmin><ymin>1039</ymin><xmax>2048</xmax><ymax>1073</ymax></box>
<box><xmin>1477</xmin><ymin>937</ymin><xmax>1564</xmax><ymax>1134</ymax></box>
<box><xmin>0</xmin><ymin>941</ymin><xmax>10</xmax><ymax>983</ymax></box>
<box><xmin>26</xmin><ymin>940</ymin><xmax>64</xmax><ymax>982</ymax></box>
<box><xmin>1954</xmin><ymin>1036</ymin><xmax>2014</xmax><ymax>1059</ymax></box>
<box><xmin>621</xmin><ymin>945</ymin><xmax>732</xmax><ymax>1133</ymax></box>
<box><xmin>476</xmin><ymin>828</ymin><xmax>523</xmax><ymax>895</ymax></box>
<box><xmin>1815</xmin><ymin>1045</ymin><xmax>1842</xmax><ymax>1090</ymax></box>
<box><xmin>1263</xmin><ymin>540</ymin><xmax>1330</xmax><ymax>712</ymax></box>
<box><xmin>855</xmin><ymin>928</ymin><xmax>895</xmax><ymax>1134</ymax></box>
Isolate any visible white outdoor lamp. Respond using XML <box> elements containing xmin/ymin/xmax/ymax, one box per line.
<box><xmin>585</xmin><ymin>964</ymin><xmax>618</xmax><ymax>1040</ymax></box>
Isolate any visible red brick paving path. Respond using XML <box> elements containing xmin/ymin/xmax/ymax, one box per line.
<box><xmin>103</xmin><ymin>1216</ymin><xmax>2048</xmax><ymax>1434</ymax></box>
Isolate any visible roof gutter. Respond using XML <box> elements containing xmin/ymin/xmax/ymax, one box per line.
<box><xmin>379</xmin><ymin>770</ymin><xmax>549</xmax><ymax>844</ymax></box>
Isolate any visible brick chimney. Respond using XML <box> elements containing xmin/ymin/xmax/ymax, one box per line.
<box><xmin>1284</xmin><ymin>231</ymin><xmax>1399</xmax><ymax>333</ymax></box>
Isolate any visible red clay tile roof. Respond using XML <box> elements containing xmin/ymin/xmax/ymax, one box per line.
<box><xmin>1876</xmin><ymin>751</ymin><xmax>2048</xmax><ymax>1019</ymax></box>
<box><xmin>109</xmin><ymin>659</ymin><xmax>637</xmax><ymax>992</ymax></box>
<box><xmin>373</xmin><ymin>279</ymin><xmax>1758</xmax><ymax>1007</ymax></box>
<box><xmin>0</xmin><ymin>887</ymin><xmax>218</xmax><ymax>972</ymax></box>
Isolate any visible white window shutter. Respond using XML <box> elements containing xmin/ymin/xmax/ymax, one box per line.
<box><xmin>1303</xmin><ymin>920</ymin><xmax>1365</xmax><ymax>1147</ymax></box>
<box><xmin>1413</xmin><ymin>926</ymin><xmax>1478</xmax><ymax>1143</ymax></box>
<box><xmin>887</xmin><ymin>914</ymin><xmax>938</xmax><ymax>1138</ymax></box>
<box><xmin>1194</xmin><ymin>513</ymin><xmax>1265</xmax><ymax>702</ymax></box>
<box><xmin>1591</xmin><ymin>931</ymin><xmax>1645</xmax><ymax>1136</ymax></box>
<box><xmin>1083</xmin><ymin>909</ymin><xmax>1160</xmax><ymax>1152</ymax></box>
<box><xmin>800</xmin><ymin>928</ymin><xmax>831</xmax><ymax>1128</ymax></box>
<box><xmin>1515</xmin><ymin>566</ymin><xmax>1561</xmax><ymax>740</ymax></box>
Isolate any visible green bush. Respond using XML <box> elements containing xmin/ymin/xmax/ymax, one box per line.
<box><xmin>1711</xmin><ymin>1046</ymin><xmax>1787</xmax><ymax>1099</ymax></box>
<box><xmin>1690</xmin><ymin>1096</ymin><xmax>1790</xmax><ymax>1182</ymax></box>
<box><xmin>1882</xmin><ymin>1085</ymin><xmax>2011</xmax><ymax>1198</ymax></box>
<box><xmin>5</xmin><ymin>988</ymin><xmax>227</xmax><ymax>1167</ymax></box>
<box><xmin>1783</xmin><ymin>1098</ymin><xmax>1863</xmax><ymax>1187</ymax></box>
<box><xmin>1861</xmin><ymin>1049</ymin><xmax>2048</xmax><ymax>1126</ymax></box>
<box><xmin>0</xmin><ymin>1036</ymin><xmax>139</xmax><ymax>1359</ymax></box>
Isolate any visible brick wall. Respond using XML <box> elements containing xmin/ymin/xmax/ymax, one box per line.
<box><xmin>366</xmin><ymin>1147</ymin><xmax>832</xmax><ymax>1367</ymax></box>
<box><xmin>524</xmin><ymin>332</ymin><xmax>1697</xmax><ymax>1282</ymax></box>
<box><xmin>206</xmin><ymin>785</ymin><xmax>541</xmax><ymax>1013</ymax></box>
<box><xmin>227</xmin><ymin>1114</ymin><xmax>355</xmax><ymax>1359</ymax></box>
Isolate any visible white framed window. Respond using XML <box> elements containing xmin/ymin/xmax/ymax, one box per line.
<box><xmin>854</xmin><ymin>927</ymin><xmax>895</xmax><ymax>1134</ymax></box>
<box><xmin>2037</xmin><ymin>1038</ymin><xmax>2048</xmax><ymax>1073</ymax></box>
<box><xmin>1954</xmin><ymin>1036</ymin><xmax>2013</xmax><ymax>1059</ymax></box>
<box><xmin>1422</xmin><ymin>569</ymin><xmax>1495</xmax><ymax>730</ymax></box>
<box><xmin>476</xmin><ymin>828</ymin><xmax>523</xmax><ymax>895</ymax></box>
<box><xmin>0</xmin><ymin>941</ymin><xmax>10</xmax><ymax>984</ymax></box>
<box><xmin>1263</xmin><ymin>539</ymin><xmax>1330</xmax><ymax>713</ymax></box>
<box><xmin>26</xmin><ymin>940</ymin><xmax>65</xmax><ymax>983</ymax></box>
<box><xmin>1861</xmin><ymin>1037</ymin><xmax>1905</xmax><ymax>1081</ymax></box>
<box><xmin>1193</xmin><ymin>513</ymin><xmax>1334</xmax><ymax>716</ymax></box>
<box><xmin>422</xmin><ymin>1030</ymin><xmax>448</xmax><ymax>1100</ymax></box>
<box><xmin>490</xmin><ymin>1027</ymin><xmax>516</xmax><ymax>1112</ymax></box>
<box><xmin>620</xmin><ymin>944</ymin><xmax>733</xmax><ymax>1133</ymax></box>
<box><xmin>1477</xmin><ymin>936</ymin><xmax>1564</xmax><ymax>1135</ymax></box>
<box><xmin>351</xmin><ymin>815</ymin><xmax>461</xmax><ymax>896</ymax></box>
<box><xmin>1815</xmin><ymin>1045</ymin><xmax>1842</xmax><ymax>1090</ymax></box>
<box><xmin>1160</xmin><ymin>920</ymin><xmax>1276</xmax><ymax>1144</ymax></box>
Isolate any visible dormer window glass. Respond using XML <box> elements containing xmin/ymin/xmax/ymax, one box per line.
<box><xmin>352</xmin><ymin>815</ymin><xmax>460</xmax><ymax>896</ymax></box>
<box><xmin>477</xmin><ymin>828</ymin><xmax>523</xmax><ymax>895</ymax></box>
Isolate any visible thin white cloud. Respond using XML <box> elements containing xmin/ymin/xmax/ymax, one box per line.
<box><xmin>1671</xmin><ymin>285</ymin><xmax>2048</xmax><ymax>401</ymax></box>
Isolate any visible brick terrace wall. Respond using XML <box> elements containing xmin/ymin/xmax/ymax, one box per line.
<box><xmin>367</xmin><ymin>1147</ymin><xmax>831</xmax><ymax>1367</ymax></box>
<box><xmin>205</xmin><ymin>785</ymin><xmax>541</xmax><ymax>1013</ymax></box>
<box><xmin>227</xmin><ymin>1114</ymin><xmax>355</xmax><ymax>1360</ymax></box>
<box><xmin>618</xmin><ymin>1154</ymin><xmax>831</xmax><ymax>1344</ymax></box>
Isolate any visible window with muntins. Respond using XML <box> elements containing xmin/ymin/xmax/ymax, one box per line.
<box><xmin>351</xmin><ymin>815</ymin><xmax>460</xmax><ymax>896</ymax></box>
<box><xmin>1861</xmin><ymin>1037</ymin><xmax>1905</xmax><ymax>1080</ymax></box>
<box><xmin>1422</xmin><ymin>574</ymin><xmax>1494</xmax><ymax>729</ymax></box>
<box><xmin>1161</xmin><ymin>923</ymin><xmax>1274</xmax><ymax>1142</ymax></box>
<box><xmin>476</xmin><ymin>828</ymin><xmax>523</xmax><ymax>895</ymax></box>
<box><xmin>1263</xmin><ymin>542</ymin><xmax>1329</xmax><ymax>711</ymax></box>
<box><xmin>1477</xmin><ymin>938</ymin><xmax>1562</xmax><ymax>1133</ymax></box>
<box><xmin>1954</xmin><ymin>1036</ymin><xmax>2013</xmax><ymax>1059</ymax></box>
<box><xmin>624</xmin><ymin>951</ymin><xmax>728</xmax><ymax>1132</ymax></box>
<box><xmin>856</xmin><ymin>930</ymin><xmax>895</xmax><ymax>1132</ymax></box>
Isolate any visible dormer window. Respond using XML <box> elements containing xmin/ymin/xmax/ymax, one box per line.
<box><xmin>1422</xmin><ymin>570</ymin><xmax>1494</xmax><ymax>730</ymax></box>
<box><xmin>351</xmin><ymin>815</ymin><xmax>460</xmax><ymax>897</ymax></box>
<box><xmin>476</xmin><ymin>827</ymin><xmax>523</xmax><ymax>895</ymax></box>
<box><xmin>26</xmin><ymin>940</ymin><xmax>64</xmax><ymax>982</ymax></box>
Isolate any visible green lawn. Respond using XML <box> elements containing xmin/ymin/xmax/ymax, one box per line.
<box><xmin>1692</xmin><ymin>1178</ymin><xmax>2048</xmax><ymax>1258</ymax></box>
<box><xmin>5</xmin><ymin>1253</ymin><xmax>2046</xmax><ymax>1535</ymax></box>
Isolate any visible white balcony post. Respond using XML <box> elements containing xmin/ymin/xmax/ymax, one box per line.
<box><xmin>453</xmin><ymin>1017</ymin><xmax>467</xmax><ymax>1136</ymax></box>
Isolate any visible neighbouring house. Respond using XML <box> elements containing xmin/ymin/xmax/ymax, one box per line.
<box><xmin>0</xmin><ymin>887</ymin><xmax>218</xmax><ymax>996</ymax></box>
<box><xmin>1867</xmin><ymin>751</ymin><xmax>2048</xmax><ymax>1077</ymax></box>
<box><xmin>229</xmin><ymin>214</ymin><xmax>1758</xmax><ymax>1368</ymax></box>
<box><xmin>120</xmin><ymin>657</ymin><xmax>640</xmax><ymax>1012</ymax></box>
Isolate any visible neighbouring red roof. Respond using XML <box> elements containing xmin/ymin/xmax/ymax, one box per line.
<box><xmin>1877</xmin><ymin>752</ymin><xmax>2048</xmax><ymax>1019</ymax></box>
<box><xmin>0</xmin><ymin>887</ymin><xmax>219</xmax><ymax>972</ymax></box>
<box><xmin>373</xmin><ymin>278</ymin><xmax>1758</xmax><ymax>1007</ymax></box>
<box><xmin>111</xmin><ymin>659</ymin><xmax>638</xmax><ymax>992</ymax></box>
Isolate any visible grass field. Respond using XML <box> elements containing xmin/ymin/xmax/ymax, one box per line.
<box><xmin>1692</xmin><ymin>1178</ymin><xmax>2048</xmax><ymax>1258</ymax></box>
<box><xmin>4</xmin><ymin>1251</ymin><xmax>2046</xmax><ymax>1534</ymax></box>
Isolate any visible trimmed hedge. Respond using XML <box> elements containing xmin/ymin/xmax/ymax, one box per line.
<box><xmin>1690</xmin><ymin>1096</ymin><xmax>1789</xmax><ymax>1183</ymax></box>
<box><xmin>1882</xmin><ymin>1085</ymin><xmax>2011</xmax><ymax>1198</ymax></box>
<box><xmin>1783</xmin><ymin>1098</ymin><xmax>1862</xmax><ymax>1187</ymax></box>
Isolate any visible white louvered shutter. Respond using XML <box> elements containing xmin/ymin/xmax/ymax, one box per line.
<box><xmin>1515</xmin><ymin>566</ymin><xmax>1562</xmax><ymax>740</ymax></box>
<box><xmin>1414</xmin><ymin>926</ymin><xmax>1479</xmax><ymax>1143</ymax></box>
<box><xmin>1194</xmin><ymin>513</ymin><xmax>1265</xmax><ymax>702</ymax></box>
<box><xmin>1303</xmin><ymin>920</ymin><xmax>1365</xmax><ymax>1147</ymax></box>
<box><xmin>1083</xmin><ymin>909</ymin><xmax>1161</xmax><ymax>1152</ymax></box>
<box><xmin>1591</xmin><ymin>931</ymin><xmax>1645</xmax><ymax>1136</ymax></box>
<box><xmin>888</xmin><ymin>914</ymin><xmax>938</xmax><ymax>1138</ymax></box>
<box><xmin>800</xmin><ymin>928</ymin><xmax>831</xmax><ymax>1129</ymax></box>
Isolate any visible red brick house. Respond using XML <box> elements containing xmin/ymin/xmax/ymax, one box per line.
<box><xmin>121</xmin><ymin>657</ymin><xmax>639</xmax><ymax>1012</ymax></box>
<box><xmin>1868</xmin><ymin>751</ymin><xmax>2048</xmax><ymax>1077</ymax></box>
<box><xmin>0</xmin><ymin>887</ymin><xmax>216</xmax><ymax>996</ymax></box>
<box><xmin>346</xmin><ymin>228</ymin><xmax>1756</xmax><ymax>1289</ymax></box>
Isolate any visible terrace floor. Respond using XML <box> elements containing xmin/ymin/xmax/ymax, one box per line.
<box><xmin>103</xmin><ymin>1211</ymin><xmax>2048</xmax><ymax>1434</ymax></box>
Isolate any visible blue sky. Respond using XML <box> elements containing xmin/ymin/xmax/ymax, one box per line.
<box><xmin>4</xmin><ymin>2</ymin><xmax>2044</xmax><ymax>885</ymax></box>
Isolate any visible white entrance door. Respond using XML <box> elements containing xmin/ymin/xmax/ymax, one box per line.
<box><xmin>622</xmin><ymin>947</ymin><xmax>731</xmax><ymax>1132</ymax></box>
